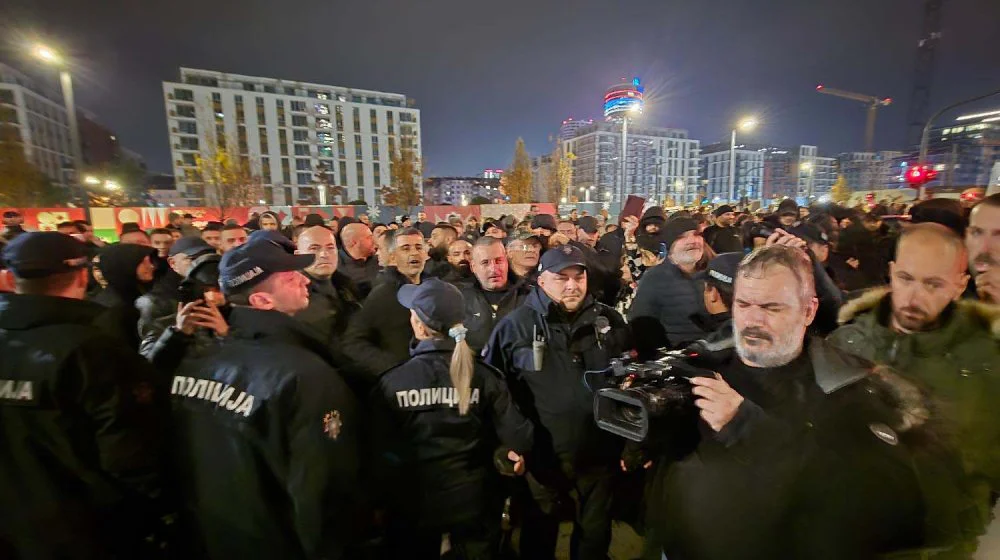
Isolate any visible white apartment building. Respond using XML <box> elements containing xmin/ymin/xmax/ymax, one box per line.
<box><xmin>700</xmin><ymin>144</ymin><xmax>766</xmax><ymax>203</ymax></box>
<box><xmin>0</xmin><ymin>62</ymin><xmax>73</xmax><ymax>188</ymax></box>
<box><xmin>702</xmin><ymin>143</ymin><xmax>837</xmax><ymax>203</ymax></box>
<box><xmin>562</xmin><ymin>122</ymin><xmax>701</xmax><ymax>205</ymax></box>
<box><xmin>163</xmin><ymin>68</ymin><xmax>421</xmax><ymax>206</ymax></box>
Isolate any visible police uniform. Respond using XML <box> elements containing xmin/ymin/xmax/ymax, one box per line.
<box><xmin>169</xmin><ymin>237</ymin><xmax>361</xmax><ymax>559</ymax></box>
<box><xmin>370</xmin><ymin>279</ymin><xmax>534</xmax><ymax>559</ymax></box>
<box><xmin>484</xmin><ymin>245</ymin><xmax>633</xmax><ymax>560</ymax></box>
<box><xmin>0</xmin><ymin>233</ymin><xmax>167</xmax><ymax>558</ymax></box>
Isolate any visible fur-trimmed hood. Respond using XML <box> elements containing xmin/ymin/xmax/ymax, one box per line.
<box><xmin>837</xmin><ymin>286</ymin><xmax>1000</xmax><ymax>340</ymax></box>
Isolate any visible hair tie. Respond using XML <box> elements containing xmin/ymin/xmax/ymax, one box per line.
<box><xmin>448</xmin><ymin>325</ymin><xmax>468</xmax><ymax>343</ymax></box>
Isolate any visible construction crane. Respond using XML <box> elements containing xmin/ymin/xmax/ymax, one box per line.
<box><xmin>816</xmin><ymin>85</ymin><xmax>893</xmax><ymax>153</ymax></box>
<box><xmin>906</xmin><ymin>0</ymin><xmax>944</xmax><ymax>149</ymax></box>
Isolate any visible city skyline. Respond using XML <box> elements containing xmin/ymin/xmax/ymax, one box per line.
<box><xmin>2</xmin><ymin>0</ymin><xmax>999</xmax><ymax>178</ymax></box>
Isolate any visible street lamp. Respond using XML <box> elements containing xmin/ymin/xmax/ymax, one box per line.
<box><xmin>32</xmin><ymin>43</ymin><xmax>86</xmax><ymax>211</ymax></box>
<box><xmin>83</xmin><ymin>176</ymin><xmax>101</xmax><ymax>185</ymax></box>
<box><xmin>729</xmin><ymin>117</ymin><xmax>757</xmax><ymax>202</ymax></box>
<box><xmin>619</xmin><ymin>103</ymin><xmax>642</xmax><ymax>206</ymax></box>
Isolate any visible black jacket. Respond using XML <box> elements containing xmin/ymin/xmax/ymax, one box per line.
<box><xmin>342</xmin><ymin>267</ymin><xmax>424</xmax><ymax>378</ymax></box>
<box><xmin>484</xmin><ymin>289</ymin><xmax>632</xmax><ymax>469</ymax></box>
<box><xmin>170</xmin><ymin>306</ymin><xmax>360</xmax><ymax>560</ymax></box>
<box><xmin>651</xmin><ymin>337</ymin><xmax>927</xmax><ymax>559</ymax></box>
<box><xmin>569</xmin><ymin>240</ymin><xmax>623</xmax><ymax>308</ymax></box>
<box><xmin>296</xmin><ymin>270</ymin><xmax>362</xmax><ymax>346</ymax></box>
<box><xmin>337</xmin><ymin>248</ymin><xmax>379</xmax><ymax>299</ymax></box>
<box><xmin>92</xmin><ymin>243</ymin><xmax>157</xmax><ymax>350</ymax></box>
<box><xmin>702</xmin><ymin>224</ymin><xmax>743</xmax><ymax>254</ymax></box>
<box><xmin>0</xmin><ymin>294</ymin><xmax>166</xmax><ymax>559</ymax></box>
<box><xmin>457</xmin><ymin>274</ymin><xmax>532</xmax><ymax>352</ymax></box>
<box><xmin>137</xmin><ymin>269</ymin><xmax>184</xmax><ymax>361</ymax></box>
<box><xmin>370</xmin><ymin>338</ymin><xmax>533</xmax><ymax>525</ymax></box>
<box><xmin>627</xmin><ymin>258</ymin><xmax>705</xmax><ymax>354</ymax></box>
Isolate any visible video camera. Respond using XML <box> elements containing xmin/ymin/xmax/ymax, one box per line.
<box><xmin>593</xmin><ymin>350</ymin><xmax>716</xmax><ymax>444</ymax></box>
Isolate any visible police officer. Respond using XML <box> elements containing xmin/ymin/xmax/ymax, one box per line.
<box><xmin>170</xmin><ymin>236</ymin><xmax>360</xmax><ymax>559</ymax></box>
<box><xmin>0</xmin><ymin>232</ymin><xmax>166</xmax><ymax>558</ymax></box>
<box><xmin>370</xmin><ymin>278</ymin><xmax>534</xmax><ymax>559</ymax></box>
<box><xmin>484</xmin><ymin>244</ymin><xmax>632</xmax><ymax>560</ymax></box>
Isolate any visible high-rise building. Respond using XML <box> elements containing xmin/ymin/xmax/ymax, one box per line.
<box><xmin>699</xmin><ymin>143</ymin><xmax>766</xmax><ymax>202</ymax></box>
<box><xmin>559</xmin><ymin>118</ymin><xmax>593</xmax><ymax>141</ymax></box>
<box><xmin>483</xmin><ymin>168</ymin><xmax>503</xmax><ymax>179</ymax></box>
<box><xmin>163</xmin><ymin>68</ymin><xmax>421</xmax><ymax>206</ymax></box>
<box><xmin>702</xmin><ymin>142</ymin><xmax>837</xmax><ymax>203</ymax></box>
<box><xmin>923</xmin><ymin>115</ymin><xmax>1000</xmax><ymax>188</ymax></box>
<box><xmin>0</xmin><ymin>62</ymin><xmax>74</xmax><ymax>188</ymax></box>
<box><xmin>562</xmin><ymin>121</ymin><xmax>700</xmax><ymax>205</ymax></box>
<box><xmin>837</xmin><ymin>151</ymin><xmax>906</xmax><ymax>191</ymax></box>
<box><xmin>422</xmin><ymin>177</ymin><xmax>503</xmax><ymax>205</ymax></box>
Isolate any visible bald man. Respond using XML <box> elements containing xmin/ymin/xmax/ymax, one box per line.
<box><xmin>294</xmin><ymin>226</ymin><xmax>362</xmax><ymax>345</ymax></box>
<box><xmin>338</xmin><ymin>223</ymin><xmax>379</xmax><ymax>298</ymax></box>
<box><xmin>829</xmin><ymin>223</ymin><xmax>1000</xmax><ymax>555</ymax></box>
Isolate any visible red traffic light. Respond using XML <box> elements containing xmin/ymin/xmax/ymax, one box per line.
<box><xmin>906</xmin><ymin>165</ymin><xmax>938</xmax><ymax>187</ymax></box>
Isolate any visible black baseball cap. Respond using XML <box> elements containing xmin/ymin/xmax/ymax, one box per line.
<box><xmin>482</xmin><ymin>220</ymin><xmax>503</xmax><ymax>236</ymax></box>
<box><xmin>397</xmin><ymin>278</ymin><xmax>466</xmax><ymax>333</ymax></box>
<box><xmin>2</xmin><ymin>211</ymin><xmax>21</xmax><ymax>219</ymax></box>
<box><xmin>695</xmin><ymin>252</ymin><xmax>743</xmax><ymax>294</ymax></box>
<box><xmin>218</xmin><ymin>237</ymin><xmax>314</xmax><ymax>295</ymax></box>
<box><xmin>511</xmin><ymin>231</ymin><xmax>542</xmax><ymax>245</ymax></box>
<box><xmin>539</xmin><ymin>244</ymin><xmax>587</xmax><ymax>274</ymax></box>
<box><xmin>789</xmin><ymin>224</ymin><xmax>829</xmax><ymax>246</ymax></box>
<box><xmin>777</xmin><ymin>199</ymin><xmax>799</xmax><ymax>217</ymax></box>
<box><xmin>168</xmin><ymin>236</ymin><xmax>216</xmax><ymax>258</ymax></box>
<box><xmin>1</xmin><ymin>232</ymin><xmax>90</xmax><ymax>279</ymax></box>
<box><xmin>713</xmin><ymin>204</ymin><xmax>735</xmax><ymax>217</ymax></box>
<box><xmin>531</xmin><ymin>214</ymin><xmax>557</xmax><ymax>232</ymax></box>
<box><xmin>577</xmin><ymin>215</ymin><xmax>599</xmax><ymax>234</ymax></box>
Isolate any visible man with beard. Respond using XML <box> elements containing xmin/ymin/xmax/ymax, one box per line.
<box><xmin>294</xmin><ymin>226</ymin><xmax>362</xmax><ymax>347</ymax></box>
<box><xmin>645</xmin><ymin>245</ymin><xmax>930</xmax><ymax>559</ymax></box>
<box><xmin>343</xmin><ymin>227</ymin><xmax>428</xmax><ymax>378</ymax></box>
<box><xmin>458</xmin><ymin>237</ymin><xmax>531</xmax><ymax>352</ymax></box>
<box><xmin>169</xmin><ymin>237</ymin><xmax>361</xmax><ymax>559</ymax></box>
<box><xmin>507</xmin><ymin>232</ymin><xmax>542</xmax><ymax>285</ymax></box>
<box><xmin>485</xmin><ymin>244</ymin><xmax>632</xmax><ymax>560</ymax></box>
<box><xmin>703</xmin><ymin>205</ymin><xmax>743</xmax><ymax>254</ymax></box>
<box><xmin>966</xmin><ymin>193</ymin><xmax>1000</xmax><ymax>303</ymax></box>
<box><xmin>829</xmin><ymin>223</ymin><xmax>1000</xmax><ymax>556</ymax></box>
<box><xmin>425</xmin><ymin>224</ymin><xmax>459</xmax><ymax>279</ymax></box>
<box><xmin>446</xmin><ymin>239</ymin><xmax>474</xmax><ymax>281</ymax></box>
<box><xmin>338</xmin><ymin>223</ymin><xmax>379</xmax><ymax>298</ymax></box>
<box><xmin>628</xmin><ymin>216</ymin><xmax>709</xmax><ymax>355</ymax></box>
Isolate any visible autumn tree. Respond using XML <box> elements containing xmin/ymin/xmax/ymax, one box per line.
<box><xmin>381</xmin><ymin>148</ymin><xmax>422</xmax><ymax>212</ymax></box>
<box><xmin>312</xmin><ymin>162</ymin><xmax>345</xmax><ymax>205</ymax></box>
<box><xmin>194</xmin><ymin>134</ymin><xmax>264</xmax><ymax>220</ymax></box>
<box><xmin>542</xmin><ymin>143</ymin><xmax>574</xmax><ymax>203</ymax></box>
<box><xmin>501</xmin><ymin>138</ymin><xmax>533</xmax><ymax>203</ymax></box>
<box><xmin>85</xmin><ymin>156</ymin><xmax>149</xmax><ymax>207</ymax></box>
<box><xmin>830</xmin><ymin>174</ymin><xmax>851</xmax><ymax>204</ymax></box>
<box><xmin>0</xmin><ymin>124</ymin><xmax>63</xmax><ymax>207</ymax></box>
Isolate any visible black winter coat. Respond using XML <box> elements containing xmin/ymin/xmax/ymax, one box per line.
<box><xmin>296</xmin><ymin>270</ymin><xmax>362</xmax><ymax>346</ymax></box>
<box><xmin>170</xmin><ymin>307</ymin><xmax>360</xmax><ymax>560</ymax></box>
<box><xmin>650</xmin><ymin>337</ymin><xmax>927</xmax><ymax>559</ymax></box>
<box><xmin>627</xmin><ymin>258</ymin><xmax>706</xmax><ymax>354</ymax></box>
<box><xmin>370</xmin><ymin>338</ymin><xmax>533</xmax><ymax>526</ymax></box>
<box><xmin>337</xmin><ymin>248</ymin><xmax>379</xmax><ymax>299</ymax></box>
<box><xmin>0</xmin><ymin>294</ymin><xmax>166</xmax><ymax>559</ymax></box>
<box><xmin>92</xmin><ymin>243</ymin><xmax>157</xmax><ymax>350</ymax></box>
<box><xmin>457</xmin><ymin>275</ymin><xmax>531</xmax><ymax>353</ymax></box>
<box><xmin>342</xmin><ymin>267</ymin><xmax>424</xmax><ymax>378</ymax></box>
<box><xmin>137</xmin><ymin>270</ymin><xmax>184</xmax><ymax>361</ymax></box>
<box><xmin>702</xmin><ymin>224</ymin><xmax>743</xmax><ymax>254</ymax></box>
<box><xmin>484</xmin><ymin>289</ymin><xmax>632</xmax><ymax>470</ymax></box>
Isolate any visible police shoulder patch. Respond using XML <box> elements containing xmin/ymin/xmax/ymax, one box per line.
<box><xmin>323</xmin><ymin>410</ymin><xmax>342</xmax><ymax>440</ymax></box>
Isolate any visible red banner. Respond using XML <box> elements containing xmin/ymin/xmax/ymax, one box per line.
<box><xmin>0</xmin><ymin>208</ymin><xmax>87</xmax><ymax>231</ymax></box>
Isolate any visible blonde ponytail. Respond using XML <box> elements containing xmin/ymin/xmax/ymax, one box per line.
<box><xmin>447</xmin><ymin>324</ymin><xmax>474</xmax><ymax>415</ymax></box>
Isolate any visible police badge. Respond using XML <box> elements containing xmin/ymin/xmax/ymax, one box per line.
<box><xmin>323</xmin><ymin>410</ymin><xmax>342</xmax><ymax>440</ymax></box>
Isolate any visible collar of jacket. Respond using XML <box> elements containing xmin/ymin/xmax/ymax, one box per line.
<box><xmin>411</xmin><ymin>336</ymin><xmax>456</xmax><ymax>356</ymax></box>
<box><xmin>0</xmin><ymin>293</ymin><xmax>106</xmax><ymax>330</ymax></box>
<box><xmin>524</xmin><ymin>286</ymin><xmax>597</xmax><ymax>323</ymax></box>
<box><xmin>837</xmin><ymin>286</ymin><xmax>1000</xmax><ymax>348</ymax></box>
<box><xmin>378</xmin><ymin>266</ymin><xmax>426</xmax><ymax>288</ymax></box>
<box><xmin>305</xmin><ymin>270</ymin><xmax>341</xmax><ymax>297</ymax></box>
<box><xmin>338</xmin><ymin>246</ymin><xmax>374</xmax><ymax>266</ymax></box>
<box><xmin>227</xmin><ymin>306</ymin><xmax>333</xmax><ymax>360</ymax></box>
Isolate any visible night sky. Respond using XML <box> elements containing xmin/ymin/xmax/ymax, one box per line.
<box><xmin>3</xmin><ymin>0</ymin><xmax>999</xmax><ymax>176</ymax></box>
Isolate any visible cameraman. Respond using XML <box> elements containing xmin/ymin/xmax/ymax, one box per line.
<box><xmin>645</xmin><ymin>245</ymin><xmax>929</xmax><ymax>558</ymax></box>
<box><xmin>484</xmin><ymin>244</ymin><xmax>632</xmax><ymax>560</ymax></box>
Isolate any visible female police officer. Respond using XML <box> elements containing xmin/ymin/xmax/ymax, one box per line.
<box><xmin>370</xmin><ymin>278</ymin><xmax>533</xmax><ymax>559</ymax></box>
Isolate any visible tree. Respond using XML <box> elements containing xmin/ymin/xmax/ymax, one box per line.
<box><xmin>85</xmin><ymin>156</ymin><xmax>149</xmax><ymax>207</ymax></box>
<box><xmin>312</xmin><ymin>162</ymin><xmax>345</xmax><ymax>205</ymax></box>
<box><xmin>830</xmin><ymin>174</ymin><xmax>851</xmax><ymax>204</ymax></box>
<box><xmin>501</xmin><ymin>138</ymin><xmax>533</xmax><ymax>203</ymax></box>
<box><xmin>194</xmin><ymin>136</ymin><xmax>264</xmax><ymax>220</ymax></box>
<box><xmin>0</xmin><ymin>124</ymin><xmax>62</xmax><ymax>207</ymax></box>
<box><xmin>381</xmin><ymin>148</ymin><xmax>422</xmax><ymax>211</ymax></box>
<box><xmin>543</xmin><ymin>144</ymin><xmax>574</xmax><ymax>203</ymax></box>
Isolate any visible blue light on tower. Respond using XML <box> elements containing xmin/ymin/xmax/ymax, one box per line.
<box><xmin>604</xmin><ymin>77</ymin><xmax>644</xmax><ymax>120</ymax></box>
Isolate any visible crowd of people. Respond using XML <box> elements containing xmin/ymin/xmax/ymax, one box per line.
<box><xmin>0</xmin><ymin>193</ymin><xmax>998</xmax><ymax>559</ymax></box>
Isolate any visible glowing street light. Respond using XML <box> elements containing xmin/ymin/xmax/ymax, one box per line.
<box><xmin>83</xmin><ymin>176</ymin><xmax>101</xmax><ymax>185</ymax></box>
<box><xmin>34</xmin><ymin>45</ymin><xmax>62</xmax><ymax>65</ymax></box>
<box><xmin>729</xmin><ymin>116</ymin><xmax>759</xmax><ymax>202</ymax></box>
<box><xmin>104</xmin><ymin>181</ymin><xmax>120</xmax><ymax>191</ymax></box>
